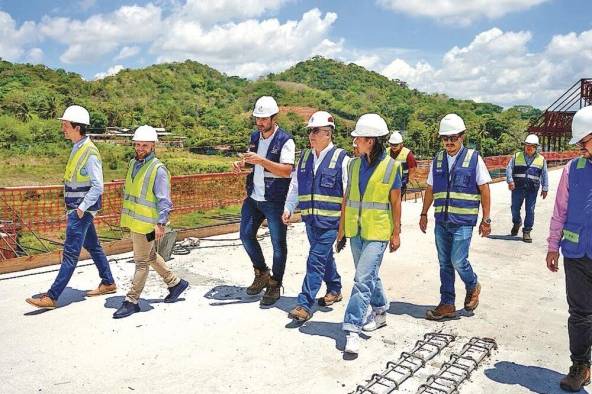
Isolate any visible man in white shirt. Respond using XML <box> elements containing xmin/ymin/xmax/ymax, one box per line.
<box><xmin>282</xmin><ymin>111</ymin><xmax>349</xmax><ymax>322</ymax></box>
<box><xmin>232</xmin><ymin>96</ymin><xmax>295</xmax><ymax>306</ymax></box>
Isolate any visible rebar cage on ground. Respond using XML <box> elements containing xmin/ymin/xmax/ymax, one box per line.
<box><xmin>417</xmin><ymin>337</ymin><xmax>497</xmax><ymax>394</ymax></box>
<box><xmin>355</xmin><ymin>332</ymin><xmax>456</xmax><ymax>394</ymax></box>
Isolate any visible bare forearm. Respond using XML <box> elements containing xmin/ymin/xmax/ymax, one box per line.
<box><xmin>479</xmin><ymin>184</ymin><xmax>491</xmax><ymax>218</ymax></box>
<box><xmin>390</xmin><ymin>190</ymin><xmax>401</xmax><ymax>234</ymax></box>
<box><xmin>261</xmin><ymin>160</ymin><xmax>292</xmax><ymax>177</ymax></box>
<box><xmin>421</xmin><ymin>186</ymin><xmax>434</xmax><ymax>214</ymax></box>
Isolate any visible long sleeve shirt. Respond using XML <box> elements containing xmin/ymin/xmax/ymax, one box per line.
<box><xmin>131</xmin><ymin>152</ymin><xmax>173</xmax><ymax>225</ymax></box>
<box><xmin>506</xmin><ymin>154</ymin><xmax>549</xmax><ymax>192</ymax></box>
<box><xmin>72</xmin><ymin>136</ymin><xmax>104</xmax><ymax>214</ymax></box>
<box><xmin>283</xmin><ymin>143</ymin><xmax>350</xmax><ymax>214</ymax></box>
<box><xmin>547</xmin><ymin>162</ymin><xmax>571</xmax><ymax>252</ymax></box>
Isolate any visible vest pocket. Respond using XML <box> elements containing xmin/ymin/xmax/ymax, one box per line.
<box><xmin>561</xmin><ymin>223</ymin><xmax>585</xmax><ymax>257</ymax></box>
<box><xmin>320</xmin><ymin>172</ymin><xmax>337</xmax><ymax>188</ymax></box>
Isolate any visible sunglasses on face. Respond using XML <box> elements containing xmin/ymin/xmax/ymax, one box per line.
<box><xmin>390</xmin><ymin>144</ymin><xmax>402</xmax><ymax>148</ymax></box>
<box><xmin>576</xmin><ymin>136</ymin><xmax>592</xmax><ymax>149</ymax></box>
<box><xmin>441</xmin><ymin>135</ymin><xmax>461</xmax><ymax>142</ymax></box>
<box><xmin>309</xmin><ymin>127</ymin><xmax>329</xmax><ymax>135</ymax></box>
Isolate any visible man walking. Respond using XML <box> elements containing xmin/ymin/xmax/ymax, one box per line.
<box><xmin>388</xmin><ymin>131</ymin><xmax>417</xmax><ymax>198</ymax></box>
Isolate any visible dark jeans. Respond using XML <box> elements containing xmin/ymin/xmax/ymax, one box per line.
<box><xmin>48</xmin><ymin>211</ymin><xmax>115</xmax><ymax>300</ymax></box>
<box><xmin>511</xmin><ymin>187</ymin><xmax>538</xmax><ymax>231</ymax></box>
<box><xmin>565</xmin><ymin>256</ymin><xmax>592</xmax><ymax>364</ymax></box>
<box><xmin>239</xmin><ymin>197</ymin><xmax>288</xmax><ymax>283</ymax></box>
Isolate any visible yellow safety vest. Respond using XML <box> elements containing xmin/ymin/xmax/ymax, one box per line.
<box><xmin>344</xmin><ymin>155</ymin><xmax>400</xmax><ymax>241</ymax></box>
<box><xmin>63</xmin><ymin>138</ymin><xmax>101</xmax><ymax>210</ymax></box>
<box><xmin>120</xmin><ymin>157</ymin><xmax>169</xmax><ymax>234</ymax></box>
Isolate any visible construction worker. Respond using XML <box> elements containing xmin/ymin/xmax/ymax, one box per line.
<box><xmin>282</xmin><ymin>111</ymin><xmax>349</xmax><ymax>322</ymax></box>
<box><xmin>546</xmin><ymin>106</ymin><xmax>592</xmax><ymax>392</ymax></box>
<box><xmin>388</xmin><ymin>131</ymin><xmax>417</xmax><ymax>198</ymax></box>
<box><xmin>26</xmin><ymin>105</ymin><xmax>116</xmax><ymax>309</ymax></box>
<box><xmin>337</xmin><ymin>113</ymin><xmax>402</xmax><ymax>355</ymax></box>
<box><xmin>113</xmin><ymin>125</ymin><xmax>188</xmax><ymax>319</ymax></box>
<box><xmin>419</xmin><ymin>114</ymin><xmax>491</xmax><ymax>321</ymax></box>
<box><xmin>506</xmin><ymin>134</ymin><xmax>548</xmax><ymax>243</ymax></box>
<box><xmin>232</xmin><ymin>96</ymin><xmax>295</xmax><ymax>306</ymax></box>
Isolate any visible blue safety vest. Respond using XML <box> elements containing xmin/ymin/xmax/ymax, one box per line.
<box><xmin>432</xmin><ymin>147</ymin><xmax>481</xmax><ymax>226</ymax></box>
<box><xmin>512</xmin><ymin>152</ymin><xmax>545</xmax><ymax>190</ymax></box>
<box><xmin>245</xmin><ymin>128</ymin><xmax>293</xmax><ymax>202</ymax></box>
<box><xmin>297</xmin><ymin>147</ymin><xmax>347</xmax><ymax>229</ymax></box>
<box><xmin>561</xmin><ymin>157</ymin><xmax>592</xmax><ymax>259</ymax></box>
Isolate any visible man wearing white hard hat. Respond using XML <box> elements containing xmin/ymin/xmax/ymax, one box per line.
<box><xmin>506</xmin><ymin>134</ymin><xmax>549</xmax><ymax>242</ymax></box>
<box><xmin>546</xmin><ymin>106</ymin><xmax>592</xmax><ymax>392</ymax></box>
<box><xmin>113</xmin><ymin>125</ymin><xmax>188</xmax><ymax>318</ymax></box>
<box><xmin>232</xmin><ymin>96</ymin><xmax>295</xmax><ymax>306</ymax></box>
<box><xmin>282</xmin><ymin>111</ymin><xmax>349</xmax><ymax>322</ymax></box>
<box><xmin>27</xmin><ymin>105</ymin><xmax>116</xmax><ymax>309</ymax></box>
<box><xmin>388</xmin><ymin>131</ymin><xmax>417</xmax><ymax>198</ymax></box>
<box><xmin>337</xmin><ymin>113</ymin><xmax>403</xmax><ymax>355</ymax></box>
<box><xmin>419</xmin><ymin>113</ymin><xmax>491</xmax><ymax>321</ymax></box>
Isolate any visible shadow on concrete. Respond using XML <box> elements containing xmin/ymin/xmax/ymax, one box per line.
<box><xmin>104</xmin><ymin>295</ymin><xmax>155</xmax><ymax>313</ymax></box>
<box><xmin>24</xmin><ymin>287</ymin><xmax>87</xmax><ymax>315</ymax></box>
<box><xmin>488</xmin><ymin>234</ymin><xmax>523</xmax><ymax>241</ymax></box>
<box><xmin>485</xmin><ymin>361</ymin><xmax>589</xmax><ymax>394</ymax></box>
<box><xmin>388</xmin><ymin>301</ymin><xmax>473</xmax><ymax>321</ymax></box>
<box><xmin>203</xmin><ymin>285</ymin><xmax>262</xmax><ymax>306</ymax></box>
<box><xmin>298</xmin><ymin>321</ymin><xmax>346</xmax><ymax>351</ymax></box>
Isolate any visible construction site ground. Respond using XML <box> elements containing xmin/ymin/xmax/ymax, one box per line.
<box><xmin>0</xmin><ymin>167</ymin><xmax>581</xmax><ymax>394</ymax></box>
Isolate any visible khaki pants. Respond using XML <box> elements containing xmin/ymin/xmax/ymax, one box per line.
<box><xmin>126</xmin><ymin>231</ymin><xmax>180</xmax><ymax>303</ymax></box>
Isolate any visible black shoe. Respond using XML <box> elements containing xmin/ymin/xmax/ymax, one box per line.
<box><xmin>511</xmin><ymin>223</ymin><xmax>521</xmax><ymax>236</ymax></box>
<box><xmin>113</xmin><ymin>301</ymin><xmax>140</xmax><ymax>319</ymax></box>
<box><xmin>164</xmin><ymin>279</ymin><xmax>189</xmax><ymax>303</ymax></box>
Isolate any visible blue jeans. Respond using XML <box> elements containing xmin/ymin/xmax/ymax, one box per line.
<box><xmin>296</xmin><ymin>224</ymin><xmax>342</xmax><ymax>312</ymax></box>
<box><xmin>48</xmin><ymin>211</ymin><xmax>115</xmax><ymax>300</ymax></box>
<box><xmin>434</xmin><ymin>222</ymin><xmax>478</xmax><ymax>305</ymax></box>
<box><xmin>239</xmin><ymin>197</ymin><xmax>288</xmax><ymax>283</ymax></box>
<box><xmin>343</xmin><ymin>236</ymin><xmax>389</xmax><ymax>333</ymax></box>
<box><xmin>511</xmin><ymin>188</ymin><xmax>539</xmax><ymax>231</ymax></box>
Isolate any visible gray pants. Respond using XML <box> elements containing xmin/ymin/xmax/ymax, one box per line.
<box><xmin>565</xmin><ymin>256</ymin><xmax>592</xmax><ymax>364</ymax></box>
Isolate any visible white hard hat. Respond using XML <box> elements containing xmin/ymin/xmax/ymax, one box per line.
<box><xmin>524</xmin><ymin>134</ymin><xmax>540</xmax><ymax>145</ymax></box>
<box><xmin>439</xmin><ymin>113</ymin><xmax>466</xmax><ymax>136</ymax></box>
<box><xmin>132</xmin><ymin>125</ymin><xmax>158</xmax><ymax>142</ymax></box>
<box><xmin>388</xmin><ymin>131</ymin><xmax>403</xmax><ymax>144</ymax></box>
<box><xmin>570</xmin><ymin>106</ymin><xmax>592</xmax><ymax>144</ymax></box>
<box><xmin>59</xmin><ymin>105</ymin><xmax>90</xmax><ymax>125</ymax></box>
<box><xmin>252</xmin><ymin>96</ymin><xmax>279</xmax><ymax>118</ymax></box>
<box><xmin>351</xmin><ymin>114</ymin><xmax>389</xmax><ymax>137</ymax></box>
<box><xmin>307</xmin><ymin>111</ymin><xmax>335</xmax><ymax>128</ymax></box>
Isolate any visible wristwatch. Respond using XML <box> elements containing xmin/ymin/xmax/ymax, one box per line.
<box><xmin>481</xmin><ymin>217</ymin><xmax>492</xmax><ymax>225</ymax></box>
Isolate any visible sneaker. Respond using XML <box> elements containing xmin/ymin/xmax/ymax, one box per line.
<box><xmin>86</xmin><ymin>282</ymin><xmax>117</xmax><ymax>297</ymax></box>
<box><xmin>510</xmin><ymin>223</ymin><xmax>521</xmax><ymax>236</ymax></box>
<box><xmin>465</xmin><ymin>282</ymin><xmax>481</xmax><ymax>311</ymax></box>
<box><xmin>26</xmin><ymin>294</ymin><xmax>57</xmax><ymax>309</ymax></box>
<box><xmin>318</xmin><ymin>291</ymin><xmax>343</xmax><ymax>306</ymax></box>
<box><xmin>426</xmin><ymin>304</ymin><xmax>456</xmax><ymax>320</ymax></box>
<box><xmin>246</xmin><ymin>268</ymin><xmax>270</xmax><ymax>295</ymax></box>
<box><xmin>260</xmin><ymin>278</ymin><xmax>281</xmax><ymax>306</ymax></box>
<box><xmin>288</xmin><ymin>306</ymin><xmax>311</xmax><ymax>322</ymax></box>
<box><xmin>113</xmin><ymin>301</ymin><xmax>140</xmax><ymax>319</ymax></box>
<box><xmin>344</xmin><ymin>332</ymin><xmax>361</xmax><ymax>354</ymax></box>
<box><xmin>362</xmin><ymin>311</ymin><xmax>387</xmax><ymax>332</ymax></box>
<box><xmin>164</xmin><ymin>279</ymin><xmax>189</xmax><ymax>303</ymax></box>
<box><xmin>560</xmin><ymin>362</ymin><xmax>591</xmax><ymax>392</ymax></box>
<box><xmin>523</xmin><ymin>231</ymin><xmax>532</xmax><ymax>243</ymax></box>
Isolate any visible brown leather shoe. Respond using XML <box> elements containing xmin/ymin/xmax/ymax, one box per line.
<box><xmin>523</xmin><ymin>231</ymin><xmax>532</xmax><ymax>243</ymax></box>
<box><xmin>260</xmin><ymin>278</ymin><xmax>281</xmax><ymax>306</ymax></box>
<box><xmin>465</xmin><ymin>282</ymin><xmax>481</xmax><ymax>311</ymax></box>
<box><xmin>86</xmin><ymin>282</ymin><xmax>117</xmax><ymax>297</ymax></box>
<box><xmin>318</xmin><ymin>291</ymin><xmax>343</xmax><ymax>306</ymax></box>
<box><xmin>246</xmin><ymin>268</ymin><xmax>270</xmax><ymax>295</ymax></box>
<box><xmin>426</xmin><ymin>304</ymin><xmax>456</xmax><ymax>320</ymax></box>
<box><xmin>288</xmin><ymin>306</ymin><xmax>311</xmax><ymax>322</ymax></box>
<box><xmin>26</xmin><ymin>295</ymin><xmax>57</xmax><ymax>309</ymax></box>
<box><xmin>510</xmin><ymin>223</ymin><xmax>521</xmax><ymax>236</ymax></box>
<box><xmin>560</xmin><ymin>362</ymin><xmax>591</xmax><ymax>392</ymax></box>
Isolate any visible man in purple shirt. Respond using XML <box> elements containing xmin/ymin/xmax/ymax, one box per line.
<box><xmin>546</xmin><ymin>106</ymin><xmax>592</xmax><ymax>392</ymax></box>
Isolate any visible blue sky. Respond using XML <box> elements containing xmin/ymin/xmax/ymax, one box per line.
<box><xmin>1</xmin><ymin>0</ymin><xmax>591</xmax><ymax>107</ymax></box>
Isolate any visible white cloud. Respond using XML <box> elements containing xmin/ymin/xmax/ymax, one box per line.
<box><xmin>115</xmin><ymin>46</ymin><xmax>141</xmax><ymax>60</ymax></box>
<box><xmin>377</xmin><ymin>0</ymin><xmax>549</xmax><ymax>25</ymax></box>
<box><xmin>178</xmin><ymin>0</ymin><xmax>288</xmax><ymax>25</ymax></box>
<box><xmin>0</xmin><ymin>11</ymin><xmax>38</xmax><ymax>61</ymax></box>
<box><xmin>26</xmin><ymin>48</ymin><xmax>44</xmax><ymax>63</ymax></box>
<box><xmin>94</xmin><ymin>64</ymin><xmax>125</xmax><ymax>80</ymax></box>
<box><xmin>79</xmin><ymin>0</ymin><xmax>97</xmax><ymax>11</ymax></box>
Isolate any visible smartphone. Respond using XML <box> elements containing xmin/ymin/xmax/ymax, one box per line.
<box><xmin>146</xmin><ymin>230</ymin><xmax>156</xmax><ymax>242</ymax></box>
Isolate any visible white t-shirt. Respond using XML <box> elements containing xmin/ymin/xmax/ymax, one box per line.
<box><xmin>426</xmin><ymin>148</ymin><xmax>492</xmax><ymax>186</ymax></box>
<box><xmin>250</xmin><ymin>127</ymin><xmax>295</xmax><ymax>201</ymax></box>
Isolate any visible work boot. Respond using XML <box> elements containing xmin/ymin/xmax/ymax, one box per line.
<box><xmin>113</xmin><ymin>301</ymin><xmax>140</xmax><ymax>319</ymax></box>
<box><xmin>523</xmin><ymin>231</ymin><xmax>532</xmax><ymax>243</ymax></box>
<box><xmin>560</xmin><ymin>362</ymin><xmax>591</xmax><ymax>392</ymax></box>
<box><xmin>164</xmin><ymin>279</ymin><xmax>189</xmax><ymax>303</ymax></box>
<box><xmin>26</xmin><ymin>294</ymin><xmax>57</xmax><ymax>309</ymax></box>
<box><xmin>464</xmin><ymin>282</ymin><xmax>481</xmax><ymax>311</ymax></box>
<box><xmin>426</xmin><ymin>304</ymin><xmax>456</xmax><ymax>320</ymax></box>
<box><xmin>318</xmin><ymin>291</ymin><xmax>343</xmax><ymax>306</ymax></box>
<box><xmin>260</xmin><ymin>278</ymin><xmax>281</xmax><ymax>306</ymax></box>
<box><xmin>288</xmin><ymin>306</ymin><xmax>311</xmax><ymax>322</ymax></box>
<box><xmin>362</xmin><ymin>311</ymin><xmax>387</xmax><ymax>332</ymax></box>
<box><xmin>246</xmin><ymin>268</ymin><xmax>270</xmax><ymax>295</ymax></box>
<box><xmin>86</xmin><ymin>282</ymin><xmax>117</xmax><ymax>297</ymax></box>
<box><xmin>511</xmin><ymin>223</ymin><xmax>521</xmax><ymax>236</ymax></box>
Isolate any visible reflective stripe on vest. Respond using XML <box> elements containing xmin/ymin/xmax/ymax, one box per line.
<box><xmin>513</xmin><ymin>152</ymin><xmax>544</xmax><ymax>188</ymax></box>
<box><xmin>394</xmin><ymin>147</ymin><xmax>410</xmax><ymax>184</ymax></box>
